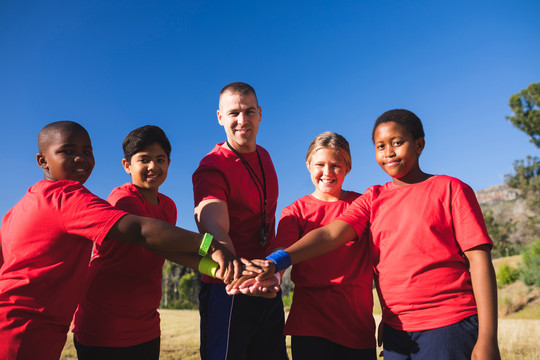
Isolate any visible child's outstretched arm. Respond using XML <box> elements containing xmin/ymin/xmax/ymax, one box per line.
<box><xmin>108</xmin><ymin>214</ymin><xmax>243</xmax><ymax>283</ymax></box>
<box><xmin>286</xmin><ymin>220</ymin><xmax>357</xmax><ymax>266</ymax></box>
<box><xmin>227</xmin><ymin>220</ymin><xmax>358</xmax><ymax>293</ymax></box>
<box><xmin>464</xmin><ymin>244</ymin><xmax>501</xmax><ymax>360</ymax></box>
<box><xmin>252</xmin><ymin>220</ymin><xmax>357</xmax><ymax>281</ymax></box>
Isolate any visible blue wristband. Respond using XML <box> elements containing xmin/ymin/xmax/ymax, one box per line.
<box><xmin>265</xmin><ymin>250</ymin><xmax>291</xmax><ymax>272</ymax></box>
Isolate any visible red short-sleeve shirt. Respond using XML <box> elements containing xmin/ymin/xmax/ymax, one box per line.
<box><xmin>339</xmin><ymin>175</ymin><xmax>492</xmax><ymax>331</ymax></box>
<box><xmin>0</xmin><ymin>180</ymin><xmax>127</xmax><ymax>360</ymax></box>
<box><xmin>274</xmin><ymin>192</ymin><xmax>375</xmax><ymax>349</ymax></box>
<box><xmin>72</xmin><ymin>183</ymin><xmax>177</xmax><ymax>347</ymax></box>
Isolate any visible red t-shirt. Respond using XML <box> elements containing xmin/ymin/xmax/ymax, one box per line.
<box><xmin>192</xmin><ymin>144</ymin><xmax>278</xmax><ymax>283</ymax></box>
<box><xmin>274</xmin><ymin>192</ymin><xmax>375</xmax><ymax>349</ymax></box>
<box><xmin>72</xmin><ymin>183</ymin><xmax>177</xmax><ymax>347</ymax></box>
<box><xmin>0</xmin><ymin>180</ymin><xmax>126</xmax><ymax>360</ymax></box>
<box><xmin>339</xmin><ymin>175</ymin><xmax>493</xmax><ymax>331</ymax></box>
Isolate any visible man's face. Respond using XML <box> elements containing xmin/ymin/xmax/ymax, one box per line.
<box><xmin>217</xmin><ymin>91</ymin><xmax>262</xmax><ymax>153</ymax></box>
<box><xmin>37</xmin><ymin>129</ymin><xmax>95</xmax><ymax>184</ymax></box>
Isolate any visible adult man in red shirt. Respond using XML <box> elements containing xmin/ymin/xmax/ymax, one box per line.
<box><xmin>193</xmin><ymin>82</ymin><xmax>288</xmax><ymax>360</ymax></box>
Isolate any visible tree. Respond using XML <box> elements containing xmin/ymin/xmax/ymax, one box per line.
<box><xmin>507</xmin><ymin>82</ymin><xmax>540</xmax><ymax>148</ymax></box>
<box><xmin>506</xmin><ymin>83</ymin><xmax>540</xmax><ymax>213</ymax></box>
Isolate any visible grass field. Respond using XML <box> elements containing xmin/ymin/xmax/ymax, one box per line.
<box><xmin>60</xmin><ymin>255</ymin><xmax>540</xmax><ymax>359</ymax></box>
<box><xmin>61</xmin><ymin>310</ymin><xmax>540</xmax><ymax>359</ymax></box>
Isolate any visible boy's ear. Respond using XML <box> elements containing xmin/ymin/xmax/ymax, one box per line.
<box><xmin>122</xmin><ymin>158</ymin><xmax>131</xmax><ymax>175</ymax></box>
<box><xmin>36</xmin><ymin>153</ymin><xmax>48</xmax><ymax>170</ymax></box>
<box><xmin>416</xmin><ymin>137</ymin><xmax>425</xmax><ymax>155</ymax></box>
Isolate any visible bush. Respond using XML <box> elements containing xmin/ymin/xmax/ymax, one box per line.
<box><xmin>519</xmin><ymin>240</ymin><xmax>540</xmax><ymax>287</ymax></box>
<box><xmin>497</xmin><ymin>264</ymin><xmax>520</xmax><ymax>287</ymax></box>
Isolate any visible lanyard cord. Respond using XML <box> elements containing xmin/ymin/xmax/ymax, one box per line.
<box><xmin>225</xmin><ymin>141</ymin><xmax>268</xmax><ymax>231</ymax></box>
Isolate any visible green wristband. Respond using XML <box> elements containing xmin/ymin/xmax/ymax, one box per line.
<box><xmin>198</xmin><ymin>233</ymin><xmax>213</xmax><ymax>257</ymax></box>
<box><xmin>198</xmin><ymin>255</ymin><xmax>218</xmax><ymax>278</ymax></box>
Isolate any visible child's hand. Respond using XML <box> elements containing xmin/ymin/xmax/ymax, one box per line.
<box><xmin>251</xmin><ymin>259</ymin><xmax>276</xmax><ymax>281</ymax></box>
<box><xmin>208</xmin><ymin>241</ymin><xmax>242</xmax><ymax>283</ymax></box>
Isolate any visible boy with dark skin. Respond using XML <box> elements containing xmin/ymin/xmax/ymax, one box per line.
<box><xmin>0</xmin><ymin>121</ymin><xmax>247</xmax><ymax>360</ymax></box>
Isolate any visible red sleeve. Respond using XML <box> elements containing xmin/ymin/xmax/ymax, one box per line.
<box><xmin>451</xmin><ymin>181</ymin><xmax>493</xmax><ymax>251</ymax></box>
<box><xmin>60</xmin><ymin>183</ymin><xmax>127</xmax><ymax>246</ymax></box>
<box><xmin>192</xmin><ymin>166</ymin><xmax>229</xmax><ymax>207</ymax></box>
<box><xmin>108</xmin><ymin>191</ymin><xmax>148</xmax><ymax>217</ymax></box>
<box><xmin>273</xmin><ymin>204</ymin><xmax>302</xmax><ymax>249</ymax></box>
<box><xmin>337</xmin><ymin>187</ymin><xmax>373</xmax><ymax>239</ymax></box>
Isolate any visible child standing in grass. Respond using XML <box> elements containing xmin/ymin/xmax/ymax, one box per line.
<box><xmin>0</xmin><ymin>121</ymin><xmax>240</xmax><ymax>360</ymax></box>
<box><xmin>273</xmin><ymin>132</ymin><xmax>376</xmax><ymax>359</ymax></box>
<box><xmin>244</xmin><ymin>110</ymin><xmax>500</xmax><ymax>360</ymax></box>
<box><xmin>72</xmin><ymin>125</ymin><xmax>196</xmax><ymax>359</ymax></box>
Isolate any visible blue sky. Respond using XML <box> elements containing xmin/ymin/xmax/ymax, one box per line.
<box><xmin>1</xmin><ymin>1</ymin><xmax>539</xmax><ymax>231</ymax></box>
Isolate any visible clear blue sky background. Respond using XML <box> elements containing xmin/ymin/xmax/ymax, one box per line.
<box><xmin>1</xmin><ymin>1</ymin><xmax>539</xmax><ymax>231</ymax></box>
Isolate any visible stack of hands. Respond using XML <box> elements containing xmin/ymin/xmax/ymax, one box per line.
<box><xmin>223</xmin><ymin>259</ymin><xmax>282</xmax><ymax>299</ymax></box>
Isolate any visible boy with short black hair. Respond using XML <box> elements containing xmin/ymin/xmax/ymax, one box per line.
<box><xmin>0</xmin><ymin>121</ymin><xmax>241</xmax><ymax>360</ymax></box>
<box><xmin>72</xmin><ymin>125</ymin><xmax>201</xmax><ymax>359</ymax></box>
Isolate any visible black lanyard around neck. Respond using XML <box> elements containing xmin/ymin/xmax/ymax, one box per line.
<box><xmin>226</xmin><ymin>140</ymin><xmax>268</xmax><ymax>246</ymax></box>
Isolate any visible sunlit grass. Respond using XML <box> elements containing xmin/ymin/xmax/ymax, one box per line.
<box><xmin>61</xmin><ymin>311</ymin><xmax>540</xmax><ymax>359</ymax></box>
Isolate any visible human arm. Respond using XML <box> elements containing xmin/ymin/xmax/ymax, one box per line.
<box><xmin>465</xmin><ymin>244</ymin><xmax>501</xmax><ymax>360</ymax></box>
<box><xmin>194</xmin><ymin>198</ymin><xmax>236</xmax><ymax>255</ymax></box>
<box><xmin>107</xmin><ymin>214</ymin><xmax>241</xmax><ymax>282</ymax></box>
<box><xmin>248</xmin><ymin>219</ymin><xmax>357</xmax><ymax>283</ymax></box>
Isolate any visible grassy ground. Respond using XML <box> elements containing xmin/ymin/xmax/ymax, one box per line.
<box><xmin>61</xmin><ymin>256</ymin><xmax>540</xmax><ymax>359</ymax></box>
<box><xmin>61</xmin><ymin>310</ymin><xmax>540</xmax><ymax>359</ymax></box>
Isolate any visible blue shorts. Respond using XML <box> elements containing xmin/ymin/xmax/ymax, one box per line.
<box><xmin>382</xmin><ymin>315</ymin><xmax>478</xmax><ymax>360</ymax></box>
<box><xmin>199</xmin><ymin>282</ymin><xmax>288</xmax><ymax>360</ymax></box>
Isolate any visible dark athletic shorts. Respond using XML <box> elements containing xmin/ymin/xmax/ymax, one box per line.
<box><xmin>199</xmin><ymin>282</ymin><xmax>288</xmax><ymax>360</ymax></box>
<box><xmin>382</xmin><ymin>314</ymin><xmax>479</xmax><ymax>360</ymax></box>
<box><xmin>291</xmin><ymin>335</ymin><xmax>376</xmax><ymax>360</ymax></box>
<box><xmin>73</xmin><ymin>335</ymin><xmax>160</xmax><ymax>360</ymax></box>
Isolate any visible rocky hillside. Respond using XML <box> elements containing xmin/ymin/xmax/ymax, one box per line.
<box><xmin>476</xmin><ymin>184</ymin><xmax>537</xmax><ymax>246</ymax></box>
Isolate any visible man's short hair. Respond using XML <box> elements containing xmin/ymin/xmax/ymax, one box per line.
<box><xmin>219</xmin><ymin>82</ymin><xmax>258</xmax><ymax>107</ymax></box>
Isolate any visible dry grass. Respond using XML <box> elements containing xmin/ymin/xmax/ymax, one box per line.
<box><xmin>59</xmin><ymin>255</ymin><xmax>540</xmax><ymax>358</ymax></box>
<box><xmin>499</xmin><ymin>318</ymin><xmax>540</xmax><ymax>360</ymax></box>
<box><xmin>61</xmin><ymin>311</ymin><xmax>540</xmax><ymax>359</ymax></box>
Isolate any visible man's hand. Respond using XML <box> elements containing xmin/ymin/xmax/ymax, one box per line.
<box><xmin>226</xmin><ymin>273</ymin><xmax>280</xmax><ymax>298</ymax></box>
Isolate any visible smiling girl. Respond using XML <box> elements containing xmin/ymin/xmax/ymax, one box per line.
<box><xmin>272</xmin><ymin>132</ymin><xmax>376</xmax><ymax>359</ymax></box>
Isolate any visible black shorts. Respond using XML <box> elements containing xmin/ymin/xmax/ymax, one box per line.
<box><xmin>199</xmin><ymin>282</ymin><xmax>288</xmax><ymax>360</ymax></box>
<box><xmin>73</xmin><ymin>335</ymin><xmax>160</xmax><ymax>360</ymax></box>
<box><xmin>291</xmin><ymin>335</ymin><xmax>376</xmax><ymax>360</ymax></box>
